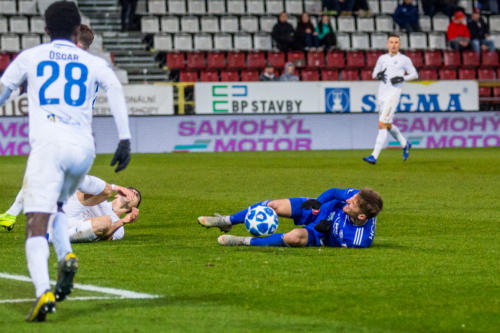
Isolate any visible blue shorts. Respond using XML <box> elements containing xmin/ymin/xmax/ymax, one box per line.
<box><xmin>289</xmin><ymin>197</ymin><xmax>318</xmax><ymax>226</ymax></box>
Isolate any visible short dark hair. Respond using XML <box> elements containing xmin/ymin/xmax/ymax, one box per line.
<box><xmin>78</xmin><ymin>24</ymin><xmax>94</xmax><ymax>49</ymax></box>
<box><xmin>128</xmin><ymin>187</ymin><xmax>142</xmax><ymax>209</ymax></box>
<box><xmin>388</xmin><ymin>33</ymin><xmax>400</xmax><ymax>39</ymax></box>
<box><xmin>358</xmin><ymin>188</ymin><xmax>383</xmax><ymax>219</ymax></box>
<box><xmin>45</xmin><ymin>1</ymin><xmax>81</xmax><ymax>40</ymax></box>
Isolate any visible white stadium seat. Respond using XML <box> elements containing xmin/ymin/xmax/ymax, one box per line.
<box><xmin>234</xmin><ymin>33</ymin><xmax>253</xmax><ymax>50</ymax></box>
<box><xmin>30</xmin><ymin>16</ymin><xmax>44</xmax><ymax>33</ymax></box>
<box><xmin>375</xmin><ymin>15</ymin><xmax>393</xmax><ymax>32</ymax></box>
<box><xmin>0</xmin><ymin>16</ymin><xmax>7</xmax><ymax>33</ymax></box>
<box><xmin>240</xmin><ymin>16</ymin><xmax>259</xmax><ymax>33</ymax></box>
<box><xmin>352</xmin><ymin>32</ymin><xmax>370</xmax><ymax>50</ymax></box>
<box><xmin>336</xmin><ymin>32</ymin><xmax>351</xmax><ymax>49</ymax></box>
<box><xmin>214</xmin><ymin>33</ymin><xmax>232</xmax><ymax>50</ymax></box>
<box><xmin>141</xmin><ymin>16</ymin><xmax>159</xmax><ymax>33</ymax></box>
<box><xmin>247</xmin><ymin>0</ymin><xmax>265</xmax><ymax>15</ymax></box>
<box><xmin>254</xmin><ymin>33</ymin><xmax>272</xmax><ymax>50</ymax></box>
<box><xmin>148</xmin><ymin>0</ymin><xmax>166</xmax><ymax>14</ymax></box>
<box><xmin>304</xmin><ymin>0</ymin><xmax>322</xmax><ymax>14</ymax></box>
<box><xmin>10</xmin><ymin>16</ymin><xmax>29</xmax><ymax>33</ymax></box>
<box><xmin>19</xmin><ymin>1</ymin><xmax>38</xmax><ymax>15</ymax></box>
<box><xmin>208</xmin><ymin>0</ymin><xmax>225</xmax><ymax>14</ymax></box>
<box><xmin>489</xmin><ymin>15</ymin><xmax>500</xmax><ymax>32</ymax></box>
<box><xmin>399</xmin><ymin>32</ymin><xmax>408</xmax><ymax>49</ymax></box>
<box><xmin>168</xmin><ymin>0</ymin><xmax>186</xmax><ymax>14</ymax></box>
<box><xmin>153</xmin><ymin>34</ymin><xmax>173</xmax><ymax>51</ymax></box>
<box><xmin>188</xmin><ymin>0</ymin><xmax>206</xmax><ymax>15</ymax></box>
<box><xmin>371</xmin><ymin>32</ymin><xmax>387</xmax><ymax>49</ymax></box>
<box><xmin>432</xmin><ymin>15</ymin><xmax>449</xmax><ymax>32</ymax></box>
<box><xmin>173</xmin><ymin>33</ymin><xmax>193</xmax><ymax>51</ymax></box>
<box><xmin>266</xmin><ymin>0</ymin><xmax>284</xmax><ymax>15</ymax></box>
<box><xmin>368</xmin><ymin>0</ymin><xmax>380</xmax><ymax>14</ymax></box>
<box><xmin>285</xmin><ymin>0</ymin><xmax>303</xmax><ymax>15</ymax></box>
<box><xmin>458</xmin><ymin>0</ymin><xmax>472</xmax><ymax>13</ymax></box>
<box><xmin>161</xmin><ymin>16</ymin><xmax>179</xmax><ymax>33</ymax></box>
<box><xmin>21</xmin><ymin>33</ymin><xmax>41</xmax><ymax>49</ymax></box>
<box><xmin>380</xmin><ymin>0</ymin><xmax>398</xmax><ymax>14</ymax></box>
<box><xmin>1</xmin><ymin>34</ymin><xmax>20</xmax><ymax>52</ymax></box>
<box><xmin>181</xmin><ymin>16</ymin><xmax>199</xmax><ymax>33</ymax></box>
<box><xmin>288</xmin><ymin>15</ymin><xmax>298</xmax><ymax>28</ymax></box>
<box><xmin>419</xmin><ymin>16</ymin><xmax>432</xmax><ymax>32</ymax></box>
<box><xmin>428</xmin><ymin>32</ymin><xmax>446</xmax><ymax>49</ymax></box>
<box><xmin>260</xmin><ymin>16</ymin><xmax>276</xmax><ymax>33</ymax></box>
<box><xmin>329</xmin><ymin>17</ymin><xmax>337</xmax><ymax>31</ymax></box>
<box><xmin>357</xmin><ymin>17</ymin><xmax>374</xmax><ymax>32</ymax></box>
<box><xmin>337</xmin><ymin>16</ymin><xmax>355</xmax><ymax>32</ymax></box>
<box><xmin>200</xmin><ymin>16</ymin><xmax>219</xmax><ymax>33</ymax></box>
<box><xmin>409</xmin><ymin>32</ymin><xmax>427</xmax><ymax>49</ymax></box>
<box><xmin>0</xmin><ymin>1</ymin><xmax>16</xmax><ymax>14</ymax></box>
<box><xmin>489</xmin><ymin>32</ymin><xmax>500</xmax><ymax>48</ymax></box>
<box><xmin>227</xmin><ymin>0</ymin><xmax>245</xmax><ymax>15</ymax></box>
<box><xmin>220</xmin><ymin>16</ymin><xmax>239</xmax><ymax>33</ymax></box>
<box><xmin>194</xmin><ymin>33</ymin><xmax>213</xmax><ymax>50</ymax></box>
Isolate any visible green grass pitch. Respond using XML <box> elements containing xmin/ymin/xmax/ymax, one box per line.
<box><xmin>0</xmin><ymin>148</ymin><xmax>499</xmax><ymax>332</ymax></box>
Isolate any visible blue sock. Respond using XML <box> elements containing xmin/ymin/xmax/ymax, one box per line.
<box><xmin>230</xmin><ymin>200</ymin><xmax>270</xmax><ymax>224</ymax></box>
<box><xmin>250</xmin><ymin>233</ymin><xmax>286</xmax><ymax>246</ymax></box>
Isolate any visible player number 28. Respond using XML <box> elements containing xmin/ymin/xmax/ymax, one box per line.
<box><xmin>37</xmin><ymin>60</ymin><xmax>88</xmax><ymax>107</ymax></box>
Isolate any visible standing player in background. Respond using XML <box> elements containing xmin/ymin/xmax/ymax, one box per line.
<box><xmin>363</xmin><ymin>33</ymin><xmax>418</xmax><ymax>165</ymax></box>
<box><xmin>0</xmin><ymin>1</ymin><xmax>131</xmax><ymax>322</ymax></box>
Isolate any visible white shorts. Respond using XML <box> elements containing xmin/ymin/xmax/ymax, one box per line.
<box><xmin>23</xmin><ymin>141</ymin><xmax>95</xmax><ymax>214</ymax></box>
<box><xmin>378</xmin><ymin>92</ymin><xmax>401</xmax><ymax>124</ymax></box>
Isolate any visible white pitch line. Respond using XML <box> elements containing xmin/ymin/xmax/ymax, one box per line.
<box><xmin>0</xmin><ymin>296</ymin><xmax>121</xmax><ymax>304</ymax></box>
<box><xmin>0</xmin><ymin>272</ymin><xmax>161</xmax><ymax>301</ymax></box>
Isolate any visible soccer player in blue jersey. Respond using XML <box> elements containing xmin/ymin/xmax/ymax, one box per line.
<box><xmin>198</xmin><ymin>187</ymin><xmax>383</xmax><ymax>248</ymax></box>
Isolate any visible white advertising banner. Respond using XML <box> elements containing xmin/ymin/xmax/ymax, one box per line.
<box><xmin>195</xmin><ymin>81</ymin><xmax>479</xmax><ymax>113</ymax></box>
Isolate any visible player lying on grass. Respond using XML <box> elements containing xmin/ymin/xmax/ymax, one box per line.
<box><xmin>1</xmin><ymin>175</ymin><xmax>141</xmax><ymax>242</ymax></box>
<box><xmin>198</xmin><ymin>187</ymin><xmax>383</xmax><ymax>248</ymax></box>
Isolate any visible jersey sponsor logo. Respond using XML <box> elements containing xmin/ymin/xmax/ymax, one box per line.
<box><xmin>325</xmin><ymin>88</ymin><xmax>350</xmax><ymax>112</ymax></box>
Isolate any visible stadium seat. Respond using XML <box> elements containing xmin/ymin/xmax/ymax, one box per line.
<box><xmin>301</xmin><ymin>69</ymin><xmax>319</xmax><ymax>81</ymax></box>
<box><xmin>375</xmin><ymin>15</ymin><xmax>393</xmax><ymax>32</ymax></box>
<box><xmin>479</xmin><ymin>87</ymin><xmax>491</xmax><ymax>97</ymax></box>
<box><xmin>267</xmin><ymin>51</ymin><xmax>285</xmax><ymax>68</ymax></box>
<box><xmin>168</xmin><ymin>0</ymin><xmax>186</xmax><ymax>14</ymax></box>
<box><xmin>0</xmin><ymin>53</ymin><xmax>10</xmax><ymax>71</ymax></box>
<box><xmin>438</xmin><ymin>68</ymin><xmax>457</xmax><ymax>80</ymax></box>
<box><xmin>481</xmin><ymin>51</ymin><xmax>499</xmax><ymax>67</ymax></box>
<box><xmin>234</xmin><ymin>33</ymin><xmax>253</xmax><ymax>51</ymax></box>
<box><xmin>174</xmin><ymin>34</ymin><xmax>193</xmax><ymax>51</ymax></box>
<box><xmin>207</xmin><ymin>52</ymin><xmax>226</xmax><ymax>69</ymax></box>
<box><xmin>404</xmin><ymin>50</ymin><xmax>423</xmax><ymax>68</ymax></box>
<box><xmin>458</xmin><ymin>68</ymin><xmax>476</xmax><ymax>79</ymax></box>
<box><xmin>247</xmin><ymin>0</ymin><xmax>265</xmax><ymax>14</ymax></box>
<box><xmin>443</xmin><ymin>50</ymin><xmax>461</xmax><ymax>67</ymax></box>
<box><xmin>428</xmin><ymin>32</ymin><xmax>446</xmax><ymax>49</ymax></box>
<box><xmin>227</xmin><ymin>52</ymin><xmax>246</xmax><ymax>69</ymax></box>
<box><xmin>287</xmin><ymin>51</ymin><xmax>306</xmax><ymax>67</ymax></box>
<box><xmin>368</xmin><ymin>0</ymin><xmax>380</xmax><ymax>14</ymax></box>
<box><xmin>307</xmin><ymin>51</ymin><xmax>325</xmax><ymax>68</ymax></box>
<box><xmin>326</xmin><ymin>51</ymin><xmax>345</xmax><ymax>68</ymax></box>
<box><xmin>0</xmin><ymin>16</ymin><xmax>7</xmax><ymax>33</ymax></box>
<box><xmin>337</xmin><ymin>16</ymin><xmax>355</xmax><ymax>32</ymax></box>
<box><xmin>179</xmin><ymin>71</ymin><xmax>198</xmax><ymax>82</ymax></box>
<box><xmin>166</xmin><ymin>52</ymin><xmax>185</xmax><ymax>69</ymax></box>
<box><xmin>477</xmin><ymin>68</ymin><xmax>495</xmax><ymax>80</ymax></box>
<box><xmin>420</xmin><ymin>16</ymin><xmax>432</xmax><ymax>32</ymax></box>
<box><xmin>220</xmin><ymin>16</ymin><xmax>239</xmax><ymax>33</ymax></box>
<box><xmin>220</xmin><ymin>70</ymin><xmax>240</xmax><ymax>81</ymax></box>
<box><xmin>361</xmin><ymin>68</ymin><xmax>373</xmax><ymax>80</ymax></box>
<box><xmin>266</xmin><ymin>0</ymin><xmax>284</xmax><ymax>14</ymax></box>
<box><xmin>187</xmin><ymin>52</ymin><xmax>206</xmax><ymax>70</ymax></box>
<box><xmin>200</xmin><ymin>16</ymin><xmax>219</xmax><ymax>33</ymax></box>
<box><xmin>345</xmin><ymin>51</ymin><xmax>365</xmax><ymax>68</ymax></box>
<box><xmin>227</xmin><ymin>0</ymin><xmax>245</xmax><ymax>14</ymax></box>
<box><xmin>213</xmin><ymin>33</ymin><xmax>232</xmax><ymax>50</ymax></box>
<box><xmin>188</xmin><ymin>0</ymin><xmax>206</xmax><ymax>15</ymax></box>
<box><xmin>357</xmin><ymin>17</ymin><xmax>374</xmax><ymax>32</ymax></box>
<box><xmin>371</xmin><ymin>33</ymin><xmax>388</xmax><ymax>49</ymax></box>
<box><xmin>200</xmin><ymin>70</ymin><xmax>219</xmax><ymax>82</ymax></box>
<box><xmin>285</xmin><ymin>0</ymin><xmax>303</xmax><ymax>15</ymax></box>
<box><xmin>493</xmin><ymin>87</ymin><xmax>500</xmax><ymax>97</ymax></box>
<box><xmin>490</xmin><ymin>15</ymin><xmax>500</xmax><ymax>32</ymax></box>
<box><xmin>399</xmin><ymin>33</ymin><xmax>409</xmax><ymax>49</ymax></box>
<box><xmin>419</xmin><ymin>69</ymin><xmax>438</xmax><ymax>80</ymax></box>
<box><xmin>1</xmin><ymin>35</ymin><xmax>20</xmax><ymax>52</ymax></box>
<box><xmin>352</xmin><ymin>32</ymin><xmax>370</xmax><ymax>50</ymax></box>
<box><xmin>409</xmin><ymin>32</ymin><xmax>427</xmax><ymax>49</ymax></box>
<box><xmin>141</xmin><ymin>16</ymin><xmax>159</xmax><ymax>33</ymax></box>
<box><xmin>0</xmin><ymin>1</ymin><xmax>16</xmax><ymax>14</ymax></box>
<box><xmin>241</xmin><ymin>70</ymin><xmax>260</xmax><ymax>81</ymax></box>
<box><xmin>341</xmin><ymin>69</ymin><xmax>360</xmax><ymax>81</ymax></box>
<box><xmin>321</xmin><ymin>69</ymin><xmax>339</xmax><ymax>81</ymax></box>
<box><xmin>365</xmin><ymin>50</ymin><xmax>383</xmax><ymax>67</ymax></box>
<box><xmin>240</xmin><ymin>16</ymin><xmax>259</xmax><ymax>33</ymax></box>
<box><xmin>336</xmin><ymin>32</ymin><xmax>351</xmax><ymax>49</ymax></box>
<box><xmin>148</xmin><ymin>0</ymin><xmax>167</xmax><ymax>14</ymax></box>
<box><xmin>432</xmin><ymin>15</ymin><xmax>449</xmax><ymax>32</ymax></box>
<box><xmin>194</xmin><ymin>34</ymin><xmax>213</xmax><ymax>51</ymax></box>
<box><xmin>380</xmin><ymin>0</ymin><xmax>398</xmax><ymax>14</ymax></box>
<box><xmin>260</xmin><ymin>16</ymin><xmax>276</xmax><ymax>33</ymax></box>
<box><xmin>462</xmin><ymin>51</ymin><xmax>480</xmax><ymax>67</ymax></box>
<box><xmin>424</xmin><ymin>50</ymin><xmax>442</xmax><ymax>68</ymax></box>
<box><xmin>21</xmin><ymin>34</ymin><xmax>40</xmax><ymax>49</ymax></box>
<box><xmin>247</xmin><ymin>52</ymin><xmax>266</xmax><ymax>69</ymax></box>
<box><xmin>19</xmin><ymin>1</ymin><xmax>38</xmax><ymax>15</ymax></box>
<box><xmin>161</xmin><ymin>16</ymin><xmax>179</xmax><ymax>33</ymax></box>
<box><xmin>254</xmin><ymin>33</ymin><xmax>272</xmax><ymax>50</ymax></box>
<box><xmin>208</xmin><ymin>0</ymin><xmax>225</xmax><ymax>14</ymax></box>
<box><xmin>181</xmin><ymin>16</ymin><xmax>200</xmax><ymax>33</ymax></box>
<box><xmin>154</xmin><ymin>34</ymin><xmax>173</xmax><ymax>51</ymax></box>
<box><xmin>304</xmin><ymin>0</ymin><xmax>322</xmax><ymax>14</ymax></box>
<box><xmin>10</xmin><ymin>16</ymin><xmax>29</xmax><ymax>33</ymax></box>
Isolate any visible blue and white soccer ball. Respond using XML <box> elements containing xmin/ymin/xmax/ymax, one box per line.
<box><xmin>244</xmin><ymin>205</ymin><xmax>279</xmax><ymax>237</ymax></box>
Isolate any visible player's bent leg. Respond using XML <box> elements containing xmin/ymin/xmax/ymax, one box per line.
<box><xmin>217</xmin><ymin>235</ymin><xmax>252</xmax><ymax>246</ymax></box>
<box><xmin>91</xmin><ymin>216</ymin><xmax>113</xmax><ymax>239</ymax></box>
<box><xmin>282</xmin><ymin>228</ymin><xmax>309</xmax><ymax>247</ymax></box>
<box><xmin>26</xmin><ymin>289</ymin><xmax>56</xmax><ymax>322</ymax></box>
<box><xmin>267</xmin><ymin>199</ymin><xmax>292</xmax><ymax>218</ymax></box>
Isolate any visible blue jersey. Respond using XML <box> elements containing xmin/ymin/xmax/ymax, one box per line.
<box><xmin>290</xmin><ymin>188</ymin><xmax>377</xmax><ymax>248</ymax></box>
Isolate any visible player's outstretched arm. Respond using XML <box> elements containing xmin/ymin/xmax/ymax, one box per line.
<box><xmin>103</xmin><ymin>208</ymin><xmax>139</xmax><ymax>240</ymax></box>
<box><xmin>316</xmin><ymin>188</ymin><xmax>355</xmax><ymax>203</ymax></box>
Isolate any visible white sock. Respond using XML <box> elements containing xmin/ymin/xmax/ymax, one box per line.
<box><xmin>51</xmin><ymin>212</ymin><xmax>72</xmax><ymax>262</ymax></box>
<box><xmin>6</xmin><ymin>188</ymin><xmax>24</xmax><ymax>216</ymax></box>
<box><xmin>371</xmin><ymin>129</ymin><xmax>388</xmax><ymax>159</ymax></box>
<box><xmin>223</xmin><ymin>215</ymin><xmax>231</xmax><ymax>224</ymax></box>
<box><xmin>25</xmin><ymin>236</ymin><xmax>50</xmax><ymax>298</ymax></box>
<box><xmin>388</xmin><ymin>125</ymin><xmax>407</xmax><ymax>148</ymax></box>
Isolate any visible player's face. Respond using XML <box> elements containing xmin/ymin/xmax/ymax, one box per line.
<box><xmin>343</xmin><ymin>194</ymin><xmax>366</xmax><ymax>221</ymax></box>
<box><xmin>117</xmin><ymin>190</ymin><xmax>140</xmax><ymax>210</ymax></box>
<box><xmin>387</xmin><ymin>37</ymin><xmax>400</xmax><ymax>55</ymax></box>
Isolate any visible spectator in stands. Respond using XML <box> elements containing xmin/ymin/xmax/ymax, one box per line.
<box><xmin>354</xmin><ymin>0</ymin><xmax>373</xmax><ymax>17</ymax></box>
<box><xmin>478</xmin><ymin>0</ymin><xmax>499</xmax><ymax>14</ymax></box>
<box><xmin>271</xmin><ymin>12</ymin><xmax>296</xmax><ymax>52</ymax></box>
<box><xmin>280</xmin><ymin>62</ymin><xmax>299</xmax><ymax>81</ymax></box>
<box><xmin>422</xmin><ymin>0</ymin><xmax>458</xmax><ymax>17</ymax></box>
<box><xmin>322</xmin><ymin>0</ymin><xmax>355</xmax><ymax>15</ymax></box>
<box><xmin>447</xmin><ymin>11</ymin><xmax>471</xmax><ymax>50</ymax></box>
<box><xmin>259</xmin><ymin>64</ymin><xmax>279</xmax><ymax>81</ymax></box>
<box><xmin>295</xmin><ymin>13</ymin><xmax>319</xmax><ymax>51</ymax></box>
<box><xmin>316</xmin><ymin>15</ymin><xmax>337</xmax><ymax>50</ymax></box>
<box><xmin>393</xmin><ymin>0</ymin><xmax>420</xmax><ymax>32</ymax></box>
<box><xmin>120</xmin><ymin>0</ymin><xmax>139</xmax><ymax>31</ymax></box>
<box><xmin>468</xmin><ymin>7</ymin><xmax>495</xmax><ymax>53</ymax></box>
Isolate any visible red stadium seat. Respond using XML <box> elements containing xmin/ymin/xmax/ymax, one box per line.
<box><xmin>200</xmin><ymin>70</ymin><xmax>219</xmax><ymax>82</ymax></box>
<box><xmin>166</xmin><ymin>52</ymin><xmax>185</xmax><ymax>70</ymax></box>
<box><xmin>206</xmin><ymin>52</ymin><xmax>226</xmax><ymax>69</ymax></box>
<box><xmin>419</xmin><ymin>68</ymin><xmax>438</xmax><ymax>80</ymax></box>
<box><xmin>227</xmin><ymin>52</ymin><xmax>246</xmax><ymax>69</ymax></box>
<box><xmin>326</xmin><ymin>51</ymin><xmax>345</xmax><ymax>68</ymax></box>
<box><xmin>497</xmin><ymin>68</ymin><xmax>500</xmax><ymax>79</ymax></box>
<box><xmin>458</xmin><ymin>68</ymin><xmax>476</xmax><ymax>79</ymax></box>
<box><xmin>477</xmin><ymin>68</ymin><xmax>495</xmax><ymax>80</ymax></box>
<box><xmin>301</xmin><ymin>69</ymin><xmax>319</xmax><ymax>81</ymax></box>
<box><xmin>462</xmin><ymin>50</ymin><xmax>480</xmax><ymax>67</ymax></box>
<box><xmin>493</xmin><ymin>87</ymin><xmax>500</xmax><ymax>97</ymax></box>
<box><xmin>247</xmin><ymin>52</ymin><xmax>266</xmax><ymax>69</ymax></box>
<box><xmin>321</xmin><ymin>69</ymin><xmax>339</xmax><ymax>81</ymax></box>
<box><xmin>361</xmin><ymin>68</ymin><xmax>373</xmax><ymax>80</ymax></box>
<box><xmin>307</xmin><ymin>51</ymin><xmax>325</xmax><ymax>68</ymax></box>
<box><xmin>220</xmin><ymin>70</ymin><xmax>239</xmax><ymax>81</ymax></box>
<box><xmin>423</xmin><ymin>50</ymin><xmax>442</xmax><ymax>67</ymax></box>
<box><xmin>341</xmin><ymin>69</ymin><xmax>359</xmax><ymax>81</ymax></box>
<box><xmin>186</xmin><ymin>52</ymin><xmax>206</xmax><ymax>69</ymax></box>
<box><xmin>481</xmin><ymin>51</ymin><xmax>499</xmax><ymax>67</ymax></box>
<box><xmin>443</xmin><ymin>50</ymin><xmax>461</xmax><ymax>67</ymax></box>
<box><xmin>345</xmin><ymin>51</ymin><xmax>365</xmax><ymax>68</ymax></box>
<box><xmin>0</xmin><ymin>53</ymin><xmax>10</xmax><ymax>71</ymax></box>
<box><xmin>404</xmin><ymin>50</ymin><xmax>423</xmax><ymax>68</ymax></box>
<box><xmin>267</xmin><ymin>51</ymin><xmax>285</xmax><ymax>68</ymax></box>
<box><xmin>365</xmin><ymin>50</ymin><xmax>383</xmax><ymax>67</ymax></box>
<box><xmin>438</xmin><ymin>68</ymin><xmax>457</xmax><ymax>80</ymax></box>
<box><xmin>241</xmin><ymin>70</ymin><xmax>259</xmax><ymax>81</ymax></box>
<box><xmin>287</xmin><ymin>51</ymin><xmax>305</xmax><ymax>67</ymax></box>
<box><xmin>179</xmin><ymin>71</ymin><xmax>198</xmax><ymax>82</ymax></box>
<box><xmin>479</xmin><ymin>87</ymin><xmax>491</xmax><ymax>97</ymax></box>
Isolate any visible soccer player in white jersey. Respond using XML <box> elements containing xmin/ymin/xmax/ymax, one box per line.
<box><xmin>0</xmin><ymin>2</ymin><xmax>131</xmax><ymax>322</ymax></box>
<box><xmin>363</xmin><ymin>33</ymin><xmax>418</xmax><ymax>165</ymax></box>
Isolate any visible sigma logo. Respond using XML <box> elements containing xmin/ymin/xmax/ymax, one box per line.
<box><xmin>325</xmin><ymin>88</ymin><xmax>350</xmax><ymax>112</ymax></box>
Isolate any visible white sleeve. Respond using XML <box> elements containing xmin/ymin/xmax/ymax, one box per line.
<box><xmin>372</xmin><ymin>56</ymin><xmax>383</xmax><ymax>79</ymax></box>
<box><xmin>78</xmin><ymin>175</ymin><xmax>106</xmax><ymax>195</ymax></box>
<box><xmin>111</xmin><ymin>226</ymin><xmax>124</xmax><ymax>240</ymax></box>
<box><xmin>96</xmin><ymin>62</ymin><xmax>131</xmax><ymax>140</ymax></box>
<box><xmin>403</xmin><ymin>57</ymin><xmax>418</xmax><ymax>81</ymax></box>
<box><xmin>0</xmin><ymin>53</ymin><xmax>27</xmax><ymax>90</ymax></box>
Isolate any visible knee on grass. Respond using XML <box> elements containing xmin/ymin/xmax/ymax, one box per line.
<box><xmin>283</xmin><ymin>229</ymin><xmax>308</xmax><ymax>247</ymax></box>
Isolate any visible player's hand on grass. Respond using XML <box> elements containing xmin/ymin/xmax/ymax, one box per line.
<box><xmin>314</xmin><ymin>219</ymin><xmax>332</xmax><ymax>234</ymax></box>
<box><xmin>376</xmin><ymin>68</ymin><xmax>387</xmax><ymax>83</ymax></box>
<box><xmin>122</xmin><ymin>207</ymin><xmax>139</xmax><ymax>224</ymax></box>
<box><xmin>111</xmin><ymin>139</ymin><xmax>131</xmax><ymax>173</ymax></box>
<box><xmin>390</xmin><ymin>76</ymin><xmax>404</xmax><ymax>85</ymax></box>
<box><xmin>300</xmin><ymin>199</ymin><xmax>322</xmax><ymax>212</ymax></box>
